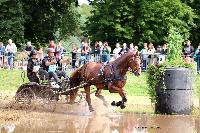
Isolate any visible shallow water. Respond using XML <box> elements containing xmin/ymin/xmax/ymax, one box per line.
<box><xmin>0</xmin><ymin>95</ymin><xmax>200</xmax><ymax>133</ymax></box>
<box><xmin>2</xmin><ymin>109</ymin><xmax>199</xmax><ymax>133</ymax></box>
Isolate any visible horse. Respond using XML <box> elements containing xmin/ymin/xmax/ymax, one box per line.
<box><xmin>69</xmin><ymin>51</ymin><xmax>141</xmax><ymax>112</ymax></box>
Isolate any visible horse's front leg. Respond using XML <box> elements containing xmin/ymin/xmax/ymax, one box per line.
<box><xmin>108</xmin><ymin>83</ymin><xmax>127</xmax><ymax>109</ymax></box>
<box><xmin>84</xmin><ymin>85</ymin><xmax>94</xmax><ymax>112</ymax></box>
<box><xmin>95</xmin><ymin>88</ymin><xmax>108</xmax><ymax>107</ymax></box>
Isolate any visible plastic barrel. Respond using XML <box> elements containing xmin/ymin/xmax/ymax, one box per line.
<box><xmin>155</xmin><ymin>67</ymin><xmax>194</xmax><ymax>115</ymax></box>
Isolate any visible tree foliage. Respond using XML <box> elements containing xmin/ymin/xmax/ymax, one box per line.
<box><xmin>0</xmin><ymin>0</ymin><xmax>25</xmax><ymax>45</ymax></box>
<box><xmin>86</xmin><ymin>0</ymin><xmax>196</xmax><ymax>47</ymax></box>
<box><xmin>0</xmin><ymin>0</ymin><xmax>80</xmax><ymax>48</ymax></box>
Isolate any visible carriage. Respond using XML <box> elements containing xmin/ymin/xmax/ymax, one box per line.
<box><xmin>14</xmin><ymin>70</ymin><xmax>88</xmax><ymax>112</ymax></box>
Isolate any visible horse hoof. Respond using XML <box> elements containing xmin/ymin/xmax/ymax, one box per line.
<box><xmin>120</xmin><ymin>104</ymin><xmax>126</xmax><ymax>109</ymax></box>
<box><xmin>111</xmin><ymin>101</ymin><xmax>116</xmax><ymax>106</ymax></box>
<box><xmin>122</xmin><ymin>97</ymin><xmax>127</xmax><ymax>102</ymax></box>
<box><xmin>89</xmin><ymin>106</ymin><xmax>94</xmax><ymax>112</ymax></box>
<box><xmin>116</xmin><ymin>101</ymin><xmax>122</xmax><ymax>107</ymax></box>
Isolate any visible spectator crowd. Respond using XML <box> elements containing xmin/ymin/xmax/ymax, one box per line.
<box><xmin>0</xmin><ymin>39</ymin><xmax>199</xmax><ymax>71</ymax></box>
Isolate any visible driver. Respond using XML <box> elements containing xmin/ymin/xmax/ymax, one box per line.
<box><xmin>27</xmin><ymin>50</ymin><xmax>41</xmax><ymax>83</ymax></box>
<box><xmin>41</xmin><ymin>48</ymin><xmax>68</xmax><ymax>87</ymax></box>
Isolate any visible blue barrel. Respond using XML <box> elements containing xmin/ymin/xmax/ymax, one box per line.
<box><xmin>155</xmin><ymin>68</ymin><xmax>194</xmax><ymax>115</ymax></box>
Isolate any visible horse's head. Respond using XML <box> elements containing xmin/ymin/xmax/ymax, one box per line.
<box><xmin>128</xmin><ymin>51</ymin><xmax>141</xmax><ymax>76</ymax></box>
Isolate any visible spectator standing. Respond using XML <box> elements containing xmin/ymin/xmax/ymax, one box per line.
<box><xmin>161</xmin><ymin>43</ymin><xmax>168</xmax><ymax>55</ymax></box>
<box><xmin>140</xmin><ymin>43</ymin><xmax>149</xmax><ymax>70</ymax></box>
<box><xmin>147</xmin><ymin>42</ymin><xmax>155</xmax><ymax>54</ymax></box>
<box><xmin>155</xmin><ymin>45</ymin><xmax>162</xmax><ymax>53</ymax></box>
<box><xmin>71</xmin><ymin>43</ymin><xmax>78</xmax><ymax>68</ymax></box>
<box><xmin>48</xmin><ymin>40</ymin><xmax>56</xmax><ymax>51</ymax></box>
<box><xmin>194</xmin><ymin>44</ymin><xmax>200</xmax><ymax>71</ymax></box>
<box><xmin>25</xmin><ymin>41</ymin><xmax>34</xmax><ymax>53</ymax></box>
<box><xmin>78</xmin><ymin>42</ymin><xmax>86</xmax><ymax>66</ymax></box>
<box><xmin>5</xmin><ymin>39</ymin><xmax>17</xmax><ymax>69</ymax></box>
<box><xmin>93</xmin><ymin>41</ymin><xmax>101</xmax><ymax>62</ymax></box>
<box><xmin>182</xmin><ymin>40</ymin><xmax>195</xmax><ymax>62</ymax></box>
<box><xmin>129</xmin><ymin>43</ymin><xmax>134</xmax><ymax>53</ymax></box>
<box><xmin>112</xmin><ymin>43</ymin><xmax>121</xmax><ymax>60</ymax></box>
<box><xmin>102</xmin><ymin>41</ymin><xmax>111</xmax><ymax>63</ymax></box>
<box><xmin>37</xmin><ymin>48</ymin><xmax>44</xmax><ymax>61</ymax></box>
<box><xmin>0</xmin><ymin>42</ymin><xmax>5</xmax><ymax>67</ymax></box>
<box><xmin>55</xmin><ymin>40</ymin><xmax>64</xmax><ymax>68</ymax></box>
<box><xmin>84</xmin><ymin>42</ymin><xmax>91</xmax><ymax>63</ymax></box>
<box><xmin>119</xmin><ymin>43</ymin><xmax>129</xmax><ymax>55</ymax></box>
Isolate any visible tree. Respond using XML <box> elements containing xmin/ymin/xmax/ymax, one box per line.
<box><xmin>0</xmin><ymin>0</ymin><xmax>25</xmax><ymax>45</ymax></box>
<box><xmin>23</xmin><ymin>0</ymin><xmax>80</xmax><ymax>47</ymax></box>
<box><xmin>135</xmin><ymin>0</ymin><xmax>196</xmax><ymax>44</ymax></box>
<box><xmin>86</xmin><ymin>0</ymin><xmax>196</xmax><ymax>47</ymax></box>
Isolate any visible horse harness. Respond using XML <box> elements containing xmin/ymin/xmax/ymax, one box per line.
<box><xmin>98</xmin><ymin>64</ymin><xmax>127</xmax><ymax>83</ymax></box>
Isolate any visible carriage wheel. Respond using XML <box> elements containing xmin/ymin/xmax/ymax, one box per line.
<box><xmin>40</xmin><ymin>89</ymin><xmax>57</xmax><ymax>112</ymax></box>
<box><xmin>15</xmin><ymin>87</ymin><xmax>35</xmax><ymax>110</ymax></box>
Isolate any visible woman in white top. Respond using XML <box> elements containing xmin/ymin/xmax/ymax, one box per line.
<box><xmin>5</xmin><ymin>39</ymin><xmax>17</xmax><ymax>69</ymax></box>
<box><xmin>112</xmin><ymin>43</ymin><xmax>121</xmax><ymax>60</ymax></box>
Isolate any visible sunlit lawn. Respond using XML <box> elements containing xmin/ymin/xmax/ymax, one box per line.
<box><xmin>0</xmin><ymin>69</ymin><xmax>200</xmax><ymax>98</ymax></box>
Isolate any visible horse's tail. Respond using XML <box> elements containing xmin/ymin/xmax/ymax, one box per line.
<box><xmin>69</xmin><ymin>66</ymin><xmax>84</xmax><ymax>103</ymax></box>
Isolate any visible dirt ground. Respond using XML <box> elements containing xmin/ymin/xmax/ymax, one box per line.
<box><xmin>0</xmin><ymin>92</ymin><xmax>200</xmax><ymax>133</ymax></box>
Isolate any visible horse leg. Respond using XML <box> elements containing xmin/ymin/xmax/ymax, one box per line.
<box><xmin>84</xmin><ymin>86</ymin><xmax>94</xmax><ymax>112</ymax></box>
<box><xmin>108</xmin><ymin>84</ymin><xmax>127</xmax><ymax>109</ymax></box>
<box><xmin>95</xmin><ymin>88</ymin><xmax>108</xmax><ymax>107</ymax></box>
<box><xmin>69</xmin><ymin>89</ymin><xmax>78</xmax><ymax>104</ymax></box>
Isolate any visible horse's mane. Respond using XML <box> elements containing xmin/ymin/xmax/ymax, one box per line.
<box><xmin>70</xmin><ymin>67</ymin><xmax>82</xmax><ymax>78</ymax></box>
<box><xmin>110</xmin><ymin>52</ymin><xmax>134</xmax><ymax>65</ymax></box>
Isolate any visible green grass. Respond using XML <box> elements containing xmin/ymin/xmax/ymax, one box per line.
<box><xmin>0</xmin><ymin>69</ymin><xmax>200</xmax><ymax>98</ymax></box>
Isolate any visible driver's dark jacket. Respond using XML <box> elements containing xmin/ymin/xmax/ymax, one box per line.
<box><xmin>27</xmin><ymin>58</ymin><xmax>40</xmax><ymax>83</ymax></box>
<box><xmin>41</xmin><ymin>56</ymin><xmax>56</xmax><ymax>71</ymax></box>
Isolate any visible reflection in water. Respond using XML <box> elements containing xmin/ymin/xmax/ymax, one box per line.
<box><xmin>11</xmin><ymin>111</ymin><xmax>200</xmax><ymax>133</ymax></box>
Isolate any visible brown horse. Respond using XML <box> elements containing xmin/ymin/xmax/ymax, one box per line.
<box><xmin>69</xmin><ymin>52</ymin><xmax>141</xmax><ymax>112</ymax></box>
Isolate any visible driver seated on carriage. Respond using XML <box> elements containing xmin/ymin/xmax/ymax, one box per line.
<box><xmin>41</xmin><ymin>48</ymin><xmax>68</xmax><ymax>87</ymax></box>
<box><xmin>27</xmin><ymin>50</ymin><xmax>42</xmax><ymax>83</ymax></box>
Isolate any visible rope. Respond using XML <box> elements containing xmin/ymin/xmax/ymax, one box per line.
<box><xmin>57</xmin><ymin>77</ymin><xmax>95</xmax><ymax>94</ymax></box>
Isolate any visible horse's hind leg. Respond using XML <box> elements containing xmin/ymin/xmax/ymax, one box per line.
<box><xmin>95</xmin><ymin>88</ymin><xmax>108</xmax><ymax>107</ymax></box>
<box><xmin>84</xmin><ymin>86</ymin><xmax>94</xmax><ymax>112</ymax></box>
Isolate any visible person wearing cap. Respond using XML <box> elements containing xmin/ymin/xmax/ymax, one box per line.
<box><xmin>41</xmin><ymin>48</ymin><xmax>68</xmax><ymax>85</ymax></box>
<box><xmin>27</xmin><ymin>50</ymin><xmax>41</xmax><ymax>83</ymax></box>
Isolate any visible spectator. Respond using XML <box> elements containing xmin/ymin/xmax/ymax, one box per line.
<box><xmin>55</xmin><ymin>40</ymin><xmax>64</xmax><ymax>69</ymax></box>
<box><xmin>140</xmin><ymin>43</ymin><xmax>149</xmax><ymax>70</ymax></box>
<box><xmin>155</xmin><ymin>45</ymin><xmax>162</xmax><ymax>53</ymax></box>
<box><xmin>112</xmin><ymin>43</ymin><xmax>121</xmax><ymax>60</ymax></box>
<box><xmin>78</xmin><ymin>42</ymin><xmax>86</xmax><ymax>66</ymax></box>
<box><xmin>194</xmin><ymin>43</ymin><xmax>200</xmax><ymax>71</ymax></box>
<box><xmin>129</xmin><ymin>43</ymin><xmax>134</xmax><ymax>53</ymax></box>
<box><xmin>182</xmin><ymin>40</ymin><xmax>195</xmax><ymax>58</ymax></box>
<box><xmin>0</xmin><ymin>42</ymin><xmax>5</xmax><ymax>67</ymax></box>
<box><xmin>84</xmin><ymin>42</ymin><xmax>91</xmax><ymax>63</ymax></box>
<box><xmin>147</xmin><ymin>42</ymin><xmax>155</xmax><ymax>54</ymax></box>
<box><xmin>102</xmin><ymin>41</ymin><xmax>111</xmax><ymax>63</ymax></box>
<box><xmin>5</xmin><ymin>39</ymin><xmax>17</xmax><ymax>69</ymax></box>
<box><xmin>25</xmin><ymin>41</ymin><xmax>34</xmax><ymax>53</ymax></box>
<box><xmin>37</xmin><ymin>48</ymin><xmax>44</xmax><ymax>61</ymax></box>
<box><xmin>161</xmin><ymin>43</ymin><xmax>168</xmax><ymax>55</ymax></box>
<box><xmin>93</xmin><ymin>41</ymin><xmax>101</xmax><ymax>62</ymax></box>
<box><xmin>133</xmin><ymin>46</ymin><xmax>138</xmax><ymax>54</ymax></box>
<box><xmin>119</xmin><ymin>43</ymin><xmax>129</xmax><ymax>55</ymax></box>
<box><xmin>71</xmin><ymin>43</ymin><xmax>78</xmax><ymax>68</ymax></box>
<box><xmin>48</xmin><ymin>40</ymin><xmax>56</xmax><ymax>51</ymax></box>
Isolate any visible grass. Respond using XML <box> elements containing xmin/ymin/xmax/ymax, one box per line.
<box><xmin>0</xmin><ymin>69</ymin><xmax>199</xmax><ymax>114</ymax></box>
<box><xmin>0</xmin><ymin>69</ymin><xmax>200</xmax><ymax>97</ymax></box>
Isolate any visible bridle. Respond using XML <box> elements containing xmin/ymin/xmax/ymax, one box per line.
<box><xmin>128</xmin><ymin>55</ymin><xmax>141</xmax><ymax>73</ymax></box>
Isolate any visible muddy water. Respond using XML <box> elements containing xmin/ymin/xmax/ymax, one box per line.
<box><xmin>0</xmin><ymin>95</ymin><xmax>200</xmax><ymax>133</ymax></box>
<box><xmin>0</xmin><ymin>104</ymin><xmax>199</xmax><ymax>133</ymax></box>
